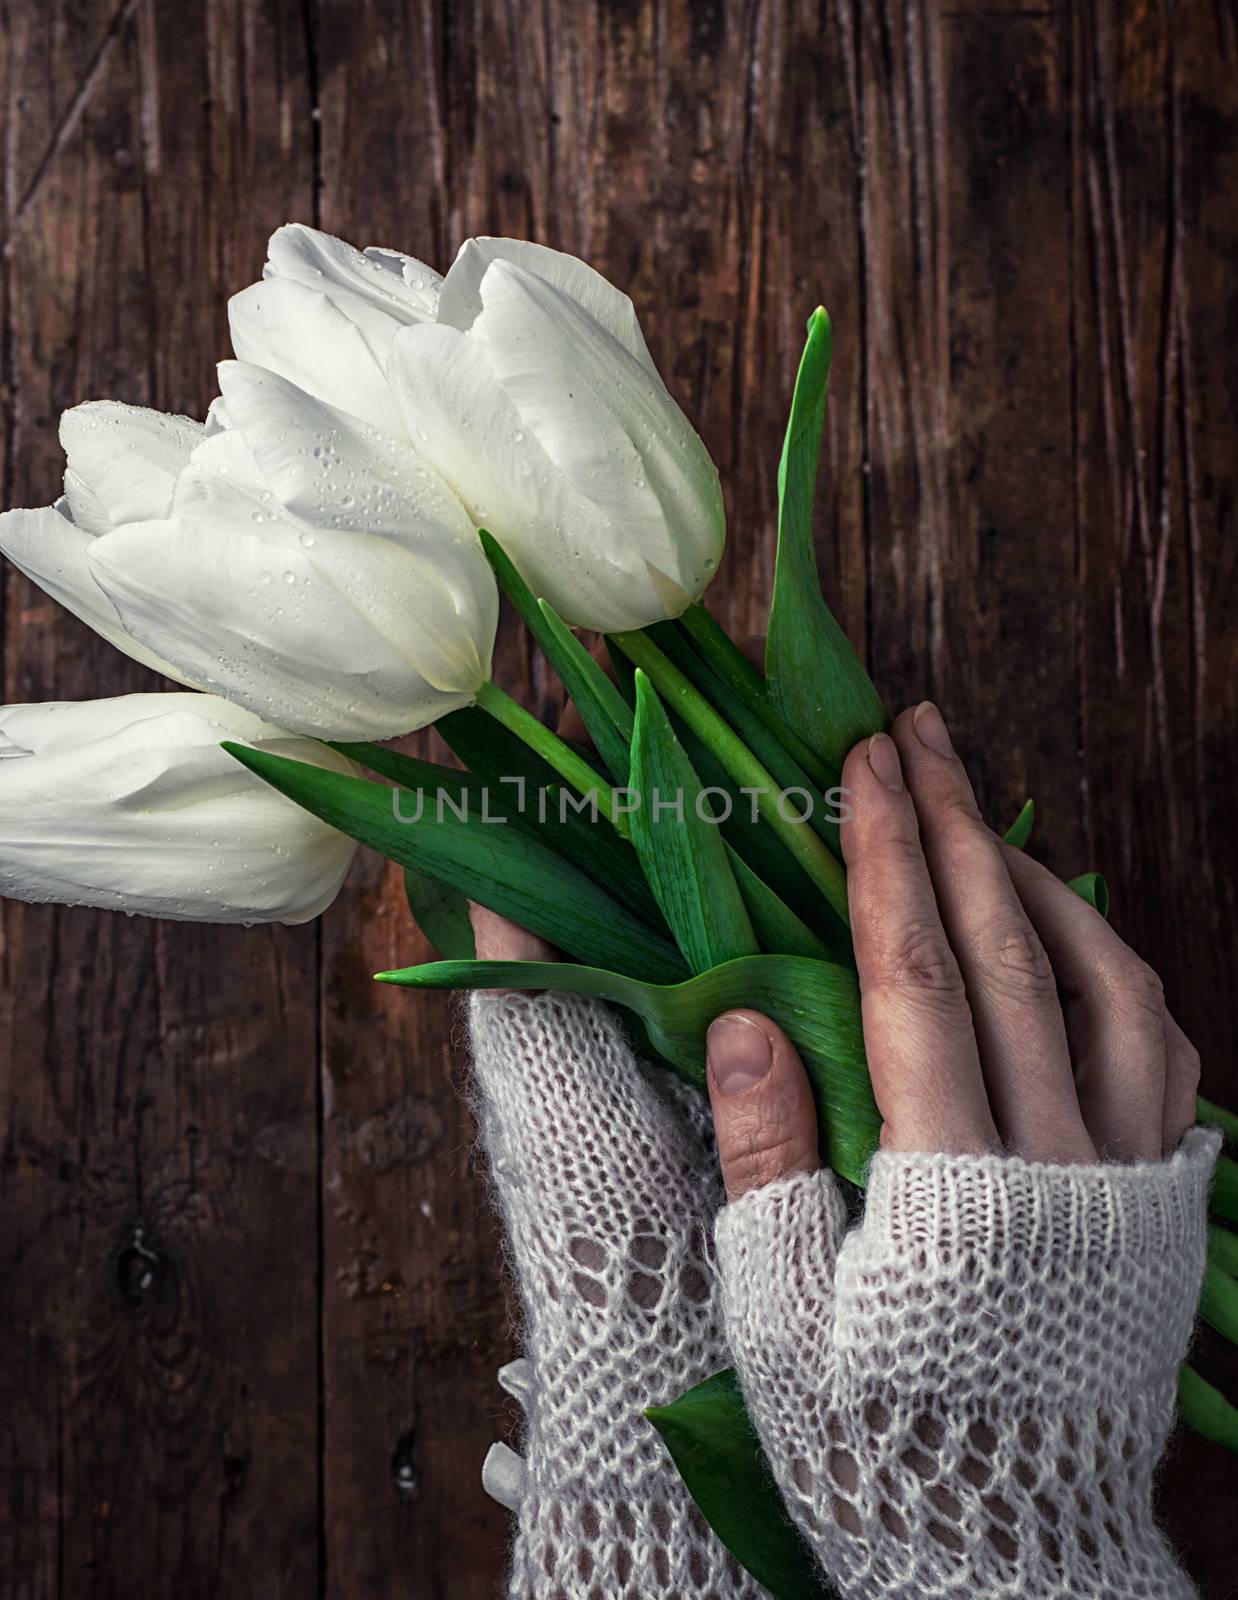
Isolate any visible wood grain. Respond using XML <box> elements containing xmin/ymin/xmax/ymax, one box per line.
<box><xmin>0</xmin><ymin>2</ymin><xmax>1234</xmax><ymax>1595</ymax></box>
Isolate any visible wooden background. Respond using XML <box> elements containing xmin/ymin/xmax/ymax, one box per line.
<box><xmin>1</xmin><ymin>0</ymin><xmax>1235</xmax><ymax>1594</ymax></box>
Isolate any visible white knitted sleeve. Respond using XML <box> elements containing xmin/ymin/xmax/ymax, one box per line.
<box><xmin>468</xmin><ymin>991</ymin><xmax>761</xmax><ymax>1600</ymax></box>
<box><xmin>716</xmin><ymin>1130</ymin><xmax>1220</xmax><ymax>1600</ymax></box>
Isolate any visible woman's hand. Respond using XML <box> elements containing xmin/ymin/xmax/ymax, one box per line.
<box><xmin>707</xmin><ymin>703</ymin><xmax>1216</xmax><ymax>1598</ymax></box>
<box><xmin>705</xmin><ymin>701</ymin><xmax>1202</xmax><ymax>1198</ymax></box>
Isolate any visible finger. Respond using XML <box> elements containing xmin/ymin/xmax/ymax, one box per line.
<box><xmin>840</xmin><ymin>732</ymin><xmax>999</xmax><ymax>1156</ymax></box>
<box><xmin>895</xmin><ymin>704</ymin><xmax>1094</xmax><ymax>1163</ymax></box>
<box><xmin>707</xmin><ymin>1010</ymin><xmax>819</xmax><ymax>1201</ymax></box>
<box><xmin>1000</xmin><ymin>844</ymin><xmax>1167</xmax><ymax>1161</ymax></box>
<box><xmin>468</xmin><ymin>903</ymin><xmax>558</xmax><ymax>963</ymax></box>
<box><xmin>1163</xmin><ymin>1012</ymin><xmax>1202</xmax><ymax>1154</ymax></box>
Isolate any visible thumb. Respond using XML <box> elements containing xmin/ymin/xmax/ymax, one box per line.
<box><xmin>706</xmin><ymin>1010</ymin><xmax>820</xmax><ymax>1202</ymax></box>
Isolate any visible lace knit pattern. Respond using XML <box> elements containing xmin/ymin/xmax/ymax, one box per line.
<box><xmin>469</xmin><ymin>991</ymin><xmax>760</xmax><ymax>1600</ymax></box>
<box><xmin>716</xmin><ymin>1132</ymin><xmax>1219</xmax><ymax>1599</ymax></box>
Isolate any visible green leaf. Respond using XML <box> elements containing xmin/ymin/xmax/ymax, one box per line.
<box><xmin>479</xmin><ymin>529</ymin><xmax>633</xmax><ymax>783</ymax></box>
<box><xmin>1178</xmin><ymin>1364</ymin><xmax>1238</xmax><ymax>1456</ymax></box>
<box><xmin>647</xmin><ymin>1371</ymin><xmax>838</xmax><ymax>1600</ymax></box>
<box><xmin>1198</xmin><ymin>1096</ymin><xmax>1238</xmax><ymax>1148</ymax></box>
<box><xmin>1003</xmin><ymin>799</ymin><xmax>1035</xmax><ymax>849</ymax></box>
<box><xmin>403</xmin><ymin>868</ymin><xmax>475</xmax><ymax>958</ymax></box>
<box><xmin>537</xmin><ymin>597</ymin><xmax>634</xmax><ymax>783</ymax></box>
<box><xmin>651</xmin><ymin>620</ymin><xmax>843</xmax><ymax>860</ymax></box>
<box><xmin>1067</xmin><ymin>871</ymin><xmax>1109</xmax><ymax>918</ymax></box>
<box><xmin>679</xmin><ymin>603</ymin><xmax>837</xmax><ymax>792</ymax></box>
<box><xmin>766</xmin><ymin>309</ymin><xmax>887</xmax><ymax>766</ymax></box>
<box><xmin>727</xmin><ymin>851</ymin><xmax>833</xmax><ymax>961</ymax></box>
<box><xmin>1211</xmin><ymin>1154</ymin><xmax>1238</xmax><ymax>1227</ymax></box>
<box><xmin>605</xmin><ymin>638</ymin><xmax>638</xmax><ymax>706</ymax></box>
<box><xmin>377</xmin><ymin>952</ymin><xmax>880</xmax><ymax>1185</ymax></box>
<box><xmin>433</xmin><ymin>710</ymin><xmax>665</xmax><ymax>932</ymax></box>
<box><xmin>223</xmin><ymin>742</ymin><xmax>687</xmax><ymax>986</ymax></box>
<box><xmin>629</xmin><ymin>671</ymin><xmax>758</xmax><ymax>972</ymax></box>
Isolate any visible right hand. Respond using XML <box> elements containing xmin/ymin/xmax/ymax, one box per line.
<box><xmin>705</xmin><ymin>702</ymin><xmax>1215</xmax><ymax>1598</ymax></box>
<box><xmin>705</xmin><ymin>700</ymin><xmax>1201</xmax><ymax>1196</ymax></box>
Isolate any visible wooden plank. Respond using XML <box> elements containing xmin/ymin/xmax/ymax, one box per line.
<box><xmin>1071</xmin><ymin>4</ymin><xmax>1238</xmax><ymax>1588</ymax></box>
<box><xmin>0</xmin><ymin>4</ymin><xmax>322</xmax><ymax>1596</ymax></box>
<box><xmin>858</xmin><ymin>1</ymin><xmax>1084</xmax><ymax>850</ymax></box>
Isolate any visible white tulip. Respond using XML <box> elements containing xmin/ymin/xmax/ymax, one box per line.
<box><xmin>0</xmin><ymin>694</ymin><xmax>359</xmax><ymax>924</ymax></box>
<box><xmin>388</xmin><ymin>237</ymin><xmax>725</xmax><ymax>632</ymax></box>
<box><xmin>87</xmin><ymin>361</ymin><xmax>497</xmax><ymax>741</ymax></box>
<box><xmin>228</xmin><ymin>223</ymin><xmax>441</xmax><ymax>438</ymax></box>
<box><xmin>0</xmin><ymin>401</ymin><xmax>204</xmax><ymax>682</ymax></box>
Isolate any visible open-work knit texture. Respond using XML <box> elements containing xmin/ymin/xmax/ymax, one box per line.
<box><xmin>471</xmin><ymin>989</ymin><xmax>1216</xmax><ymax>1600</ymax></box>
<box><xmin>716</xmin><ymin>1132</ymin><xmax>1218</xmax><ymax>1599</ymax></box>
<box><xmin>470</xmin><ymin>990</ymin><xmax>761</xmax><ymax>1599</ymax></box>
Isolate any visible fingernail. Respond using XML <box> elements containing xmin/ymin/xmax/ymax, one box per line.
<box><xmin>707</xmin><ymin>1014</ymin><xmax>773</xmax><ymax>1096</ymax></box>
<box><xmin>913</xmin><ymin>700</ymin><xmax>955</xmax><ymax>758</ymax></box>
<box><xmin>866</xmin><ymin>732</ymin><xmax>904</xmax><ymax>791</ymax></box>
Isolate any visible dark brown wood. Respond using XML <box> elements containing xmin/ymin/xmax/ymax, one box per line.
<box><xmin>1</xmin><ymin>2</ymin><xmax>1234</xmax><ymax>1595</ymax></box>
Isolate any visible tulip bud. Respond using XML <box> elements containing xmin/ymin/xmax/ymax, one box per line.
<box><xmin>389</xmin><ymin>238</ymin><xmax>725</xmax><ymax>632</ymax></box>
<box><xmin>228</xmin><ymin>223</ymin><xmax>441</xmax><ymax>438</ymax></box>
<box><xmin>87</xmin><ymin>362</ymin><xmax>498</xmax><ymax>741</ymax></box>
<box><xmin>0</xmin><ymin>401</ymin><xmax>205</xmax><ymax>682</ymax></box>
<box><xmin>0</xmin><ymin>694</ymin><xmax>358</xmax><ymax>924</ymax></box>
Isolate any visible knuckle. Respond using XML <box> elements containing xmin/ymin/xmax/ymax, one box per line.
<box><xmin>973</xmin><ymin>915</ymin><xmax>1057</xmax><ymax>1004</ymax></box>
<box><xmin>721</xmin><ymin>1123</ymin><xmax>810</xmax><ymax>1194</ymax></box>
<box><xmin>1105</xmin><ymin>955</ymin><xmax>1165</xmax><ymax>1021</ymax></box>
<box><xmin>871</xmin><ymin>920</ymin><xmax>968</xmax><ymax>1012</ymax></box>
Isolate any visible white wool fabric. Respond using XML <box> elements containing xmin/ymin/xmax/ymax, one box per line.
<box><xmin>470</xmin><ymin>990</ymin><xmax>761</xmax><ymax>1597</ymax></box>
<box><xmin>470</xmin><ymin>989</ymin><xmax>1216</xmax><ymax>1599</ymax></box>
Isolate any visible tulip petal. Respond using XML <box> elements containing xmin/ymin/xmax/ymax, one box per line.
<box><xmin>390</xmin><ymin>321</ymin><xmax>674</xmax><ymax>632</ymax></box>
<box><xmin>216</xmin><ymin>361</ymin><xmax>497</xmax><ymax>662</ymax></box>
<box><xmin>229</xmin><ymin>276</ymin><xmax>409</xmax><ymax>438</ymax></box>
<box><xmin>59</xmin><ymin>401</ymin><xmax>203</xmax><ymax>534</ymax></box>
<box><xmin>438</xmin><ymin>237</ymin><xmax>659</xmax><ymax>379</ymax></box>
<box><xmin>0</xmin><ymin>693</ymin><xmax>358</xmax><ymax>924</ymax></box>
<box><xmin>88</xmin><ymin>423</ymin><xmax>494</xmax><ymax>740</ymax></box>
<box><xmin>265</xmin><ymin>223</ymin><xmax>440</xmax><ymax>346</ymax></box>
<box><xmin>0</xmin><ymin>501</ymin><xmax>200</xmax><ymax>684</ymax></box>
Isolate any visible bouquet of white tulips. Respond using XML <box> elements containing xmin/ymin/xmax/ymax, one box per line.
<box><xmin>3</xmin><ymin>225</ymin><xmax>1236</xmax><ymax>1596</ymax></box>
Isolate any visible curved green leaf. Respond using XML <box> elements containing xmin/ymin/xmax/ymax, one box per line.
<box><xmin>1067</xmin><ymin>871</ymin><xmax>1109</xmax><ymax>918</ymax></box>
<box><xmin>223</xmin><ymin>742</ymin><xmax>686</xmax><ymax>985</ymax></box>
<box><xmin>766</xmin><ymin>309</ymin><xmax>887</xmax><ymax>766</ymax></box>
<box><xmin>376</xmin><ymin>952</ymin><xmax>880</xmax><ymax>1185</ymax></box>
<box><xmin>647</xmin><ymin>1370</ymin><xmax>838</xmax><ymax>1600</ymax></box>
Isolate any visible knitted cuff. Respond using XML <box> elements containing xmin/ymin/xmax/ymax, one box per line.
<box><xmin>834</xmin><ymin>1128</ymin><xmax>1220</xmax><ymax>1402</ymax></box>
<box><xmin>714</xmin><ymin>1168</ymin><xmax>851</xmax><ymax>1362</ymax></box>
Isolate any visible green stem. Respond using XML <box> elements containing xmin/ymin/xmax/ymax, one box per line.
<box><xmin>680</xmin><ymin>603</ymin><xmax>837</xmax><ymax>790</ymax></box>
<box><xmin>611</xmin><ymin>630</ymin><xmax>850</xmax><ymax>926</ymax></box>
<box><xmin>475</xmin><ymin>681</ymin><xmax>627</xmax><ymax>836</ymax></box>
